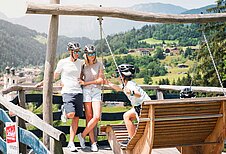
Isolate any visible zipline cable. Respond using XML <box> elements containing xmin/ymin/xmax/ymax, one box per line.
<box><xmin>202</xmin><ymin>31</ymin><xmax>226</xmax><ymax>96</ymax></box>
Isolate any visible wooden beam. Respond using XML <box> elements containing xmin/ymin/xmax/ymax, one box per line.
<box><xmin>26</xmin><ymin>3</ymin><xmax>226</xmax><ymax>23</ymax></box>
<box><xmin>144</xmin><ymin>96</ymin><xmax>226</xmax><ymax>105</ymax></box>
<box><xmin>0</xmin><ymin>95</ymin><xmax>65</xmax><ymax>142</ymax></box>
<box><xmin>1</xmin><ymin>84</ymin><xmax>226</xmax><ymax>94</ymax></box>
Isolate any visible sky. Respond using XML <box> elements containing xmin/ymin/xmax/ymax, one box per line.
<box><xmin>0</xmin><ymin>0</ymin><xmax>216</xmax><ymax>18</ymax></box>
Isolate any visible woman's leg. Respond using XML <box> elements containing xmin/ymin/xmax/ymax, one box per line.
<box><xmin>123</xmin><ymin>108</ymin><xmax>137</xmax><ymax>138</ymax></box>
<box><xmin>83</xmin><ymin>102</ymin><xmax>94</xmax><ymax>141</ymax></box>
<box><xmin>82</xmin><ymin>101</ymin><xmax>101</xmax><ymax>143</ymax></box>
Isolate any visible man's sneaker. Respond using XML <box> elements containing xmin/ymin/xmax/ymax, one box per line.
<box><xmin>120</xmin><ymin>137</ymin><xmax>130</xmax><ymax>146</ymax></box>
<box><xmin>67</xmin><ymin>142</ymin><xmax>78</xmax><ymax>152</ymax></box>
<box><xmin>77</xmin><ymin>133</ymin><xmax>86</xmax><ymax>149</ymax></box>
<box><xmin>61</xmin><ymin>105</ymin><xmax>67</xmax><ymax>123</ymax></box>
<box><xmin>91</xmin><ymin>142</ymin><xmax>98</xmax><ymax>152</ymax></box>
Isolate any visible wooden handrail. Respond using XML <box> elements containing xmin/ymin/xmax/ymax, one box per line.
<box><xmin>1</xmin><ymin>84</ymin><xmax>226</xmax><ymax>95</ymax></box>
<box><xmin>26</xmin><ymin>3</ymin><xmax>226</xmax><ymax>23</ymax></box>
<box><xmin>0</xmin><ymin>95</ymin><xmax>65</xmax><ymax>142</ymax></box>
<box><xmin>144</xmin><ymin>96</ymin><xmax>226</xmax><ymax>105</ymax></box>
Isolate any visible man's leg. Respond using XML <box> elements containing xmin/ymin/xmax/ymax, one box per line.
<box><xmin>69</xmin><ymin>116</ymin><xmax>79</xmax><ymax>143</ymax></box>
<box><xmin>123</xmin><ymin>108</ymin><xmax>137</xmax><ymax>138</ymax></box>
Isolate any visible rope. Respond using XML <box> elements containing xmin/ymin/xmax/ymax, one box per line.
<box><xmin>100</xmin><ymin>24</ymin><xmax>125</xmax><ymax>86</ymax></box>
<box><xmin>202</xmin><ymin>31</ymin><xmax>226</xmax><ymax>96</ymax></box>
<box><xmin>98</xmin><ymin>16</ymin><xmax>104</xmax><ymax>102</ymax></box>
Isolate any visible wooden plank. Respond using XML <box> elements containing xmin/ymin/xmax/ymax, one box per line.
<box><xmin>0</xmin><ymin>95</ymin><xmax>65</xmax><ymax>141</ymax></box>
<box><xmin>144</xmin><ymin>97</ymin><xmax>226</xmax><ymax>105</ymax></box>
<box><xmin>154</xmin><ymin>141</ymin><xmax>220</xmax><ymax>149</ymax></box>
<box><xmin>26</xmin><ymin>3</ymin><xmax>226</xmax><ymax>23</ymax></box>
<box><xmin>155</xmin><ymin>123</ymin><xmax>216</xmax><ymax>130</ymax></box>
<box><xmin>2</xmin><ymin>85</ymin><xmax>226</xmax><ymax>94</ymax></box>
<box><xmin>155</xmin><ymin>118</ymin><xmax>217</xmax><ymax>125</ymax></box>
<box><xmin>105</xmin><ymin>126</ymin><xmax>127</xmax><ymax>154</ymax></box>
<box><xmin>155</xmin><ymin>111</ymin><xmax>222</xmax><ymax>118</ymax></box>
<box><xmin>129</xmin><ymin>106</ymin><xmax>154</xmax><ymax>153</ymax></box>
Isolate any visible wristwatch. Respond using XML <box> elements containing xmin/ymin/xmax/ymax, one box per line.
<box><xmin>130</xmin><ymin>90</ymin><xmax>135</xmax><ymax>96</ymax></box>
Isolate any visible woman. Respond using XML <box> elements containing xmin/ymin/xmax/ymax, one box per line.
<box><xmin>78</xmin><ymin>45</ymin><xmax>104</xmax><ymax>152</ymax></box>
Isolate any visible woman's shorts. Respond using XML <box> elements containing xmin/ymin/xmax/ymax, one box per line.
<box><xmin>62</xmin><ymin>93</ymin><xmax>83</xmax><ymax>117</ymax></box>
<box><xmin>83</xmin><ymin>88</ymin><xmax>102</xmax><ymax>102</ymax></box>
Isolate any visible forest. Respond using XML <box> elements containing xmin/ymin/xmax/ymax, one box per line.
<box><xmin>0</xmin><ymin>1</ymin><xmax>225</xmax><ymax>89</ymax></box>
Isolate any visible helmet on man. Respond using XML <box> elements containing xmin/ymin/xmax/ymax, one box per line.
<box><xmin>67</xmin><ymin>42</ymin><xmax>80</xmax><ymax>51</ymax></box>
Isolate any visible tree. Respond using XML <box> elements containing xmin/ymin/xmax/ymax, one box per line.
<box><xmin>194</xmin><ymin>1</ymin><xmax>226</xmax><ymax>87</ymax></box>
<box><xmin>154</xmin><ymin>47</ymin><xmax>165</xmax><ymax>60</ymax></box>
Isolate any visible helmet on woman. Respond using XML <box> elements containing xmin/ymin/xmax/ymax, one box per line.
<box><xmin>84</xmin><ymin>45</ymin><xmax>95</xmax><ymax>53</ymax></box>
<box><xmin>117</xmin><ymin>64</ymin><xmax>135</xmax><ymax>78</ymax></box>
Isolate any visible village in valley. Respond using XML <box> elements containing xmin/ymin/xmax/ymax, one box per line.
<box><xmin>0</xmin><ymin>0</ymin><xmax>225</xmax><ymax>154</ymax></box>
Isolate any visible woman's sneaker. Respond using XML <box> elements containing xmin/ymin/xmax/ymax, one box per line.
<box><xmin>77</xmin><ymin>133</ymin><xmax>86</xmax><ymax>149</ymax></box>
<box><xmin>67</xmin><ymin>142</ymin><xmax>78</xmax><ymax>152</ymax></box>
<box><xmin>91</xmin><ymin>142</ymin><xmax>98</xmax><ymax>152</ymax></box>
<box><xmin>61</xmin><ymin>105</ymin><xmax>67</xmax><ymax>123</ymax></box>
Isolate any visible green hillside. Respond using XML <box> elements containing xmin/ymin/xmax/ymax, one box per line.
<box><xmin>0</xmin><ymin>19</ymin><xmax>93</xmax><ymax>73</ymax></box>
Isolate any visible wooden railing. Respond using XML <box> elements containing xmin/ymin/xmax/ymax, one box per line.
<box><xmin>0</xmin><ymin>86</ymin><xmax>66</xmax><ymax>154</ymax></box>
<box><xmin>0</xmin><ymin>84</ymin><xmax>225</xmax><ymax>151</ymax></box>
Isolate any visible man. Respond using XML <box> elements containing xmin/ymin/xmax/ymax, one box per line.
<box><xmin>36</xmin><ymin>42</ymin><xmax>83</xmax><ymax>152</ymax></box>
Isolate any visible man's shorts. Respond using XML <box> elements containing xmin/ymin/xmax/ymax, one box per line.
<box><xmin>83</xmin><ymin>88</ymin><xmax>102</xmax><ymax>102</ymax></box>
<box><xmin>62</xmin><ymin>93</ymin><xmax>83</xmax><ymax>117</ymax></box>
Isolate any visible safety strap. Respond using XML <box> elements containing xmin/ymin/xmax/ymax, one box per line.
<box><xmin>202</xmin><ymin>31</ymin><xmax>226</xmax><ymax>96</ymax></box>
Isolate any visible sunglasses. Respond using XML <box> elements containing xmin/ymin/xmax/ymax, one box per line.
<box><xmin>73</xmin><ymin>50</ymin><xmax>81</xmax><ymax>54</ymax></box>
<box><xmin>87</xmin><ymin>52</ymin><xmax>96</xmax><ymax>56</ymax></box>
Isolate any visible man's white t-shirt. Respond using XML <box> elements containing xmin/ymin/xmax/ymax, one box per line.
<box><xmin>123</xmin><ymin>81</ymin><xmax>151</xmax><ymax>106</ymax></box>
<box><xmin>55</xmin><ymin>57</ymin><xmax>83</xmax><ymax>94</ymax></box>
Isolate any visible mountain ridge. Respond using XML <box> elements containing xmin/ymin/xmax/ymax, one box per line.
<box><xmin>0</xmin><ymin>2</ymin><xmax>190</xmax><ymax>39</ymax></box>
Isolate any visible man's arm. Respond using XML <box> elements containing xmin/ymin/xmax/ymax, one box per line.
<box><xmin>35</xmin><ymin>72</ymin><xmax>60</xmax><ymax>87</ymax></box>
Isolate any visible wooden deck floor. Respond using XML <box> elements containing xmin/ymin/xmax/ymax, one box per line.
<box><xmin>63</xmin><ymin>146</ymin><xmax>226</xmax><ymax>154</ymax></box>
<box><xmin>63</xmin><ymin>146</ymin><xmax>180</xmax><ymax>154</ymax></box>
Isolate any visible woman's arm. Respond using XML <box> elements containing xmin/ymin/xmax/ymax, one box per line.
<box><xmin>79</xmin><ymin>69</ymin><xmax>104</xmax><ymax>86</ymax></box>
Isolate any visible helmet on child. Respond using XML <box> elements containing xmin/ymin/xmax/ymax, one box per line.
<box><xmin>117</xmin><ymin>64</ymin><xmax>135</xmax><ymax>78</ymax></box>
<box><xmin>84</xmin><ymin>45</ymin><xmax>95</xmax><ymax>53</ymax></box>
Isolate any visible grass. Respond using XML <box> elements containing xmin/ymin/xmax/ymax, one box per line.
<box><xmin>34</xmin><ymin>35</ymin><xmax>47</xmax><ymax>44</ymax></box>
<box><xmin>140</xmin><ymin>38</ymin><xmax>179</xmax><ymax>45</ymax></box>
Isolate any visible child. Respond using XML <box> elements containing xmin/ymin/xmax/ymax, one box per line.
<box><xmin>105</xmin><ymin>64</ymin><xmax>151</xmax><ymax>145</ymax></box>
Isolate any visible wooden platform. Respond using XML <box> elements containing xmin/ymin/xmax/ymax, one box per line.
<box><xmin>62</xmin><ymin>146</ymin><xmax>226</xmax><ymax>154</ymax></box>
<box><xmin>62</xmin><ymin>146</ymin><xmax>180</xmax><ymax>154</ymax></box>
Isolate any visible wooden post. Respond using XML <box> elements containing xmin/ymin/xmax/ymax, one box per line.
<box><xmin>17</xmin><ymin>90</ymin><xmax>27</xmax><ymax>154</ymax></box>
<box><xmin>156</xmin><ymin>90</ymin><xmax>164</xmax><ymax>100</ymax></box>
<box><xmin>43</xmin><ymin>0</ymin><xmax>59</xmax><ymax>150</ymax></box>
<box><xmin>0</xmin><ymin>104</ymin><xmax>3</xmax><ymax>154</ymax></box>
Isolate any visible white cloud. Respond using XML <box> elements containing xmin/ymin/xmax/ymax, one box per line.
<box><xmin>0</xmin><ymin>0</ymin><xmax>27</xmax><ymax>18</ymax></box>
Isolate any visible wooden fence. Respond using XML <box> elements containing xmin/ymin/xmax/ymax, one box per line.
<box><xmin>1</xmin><ymin>84</ymin><xmax>225</xmax><ymax>149</ymax></box>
